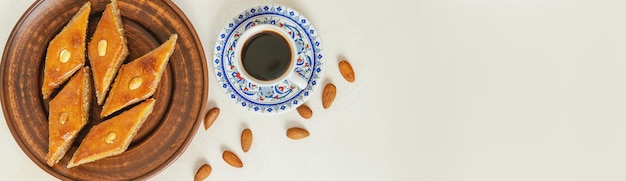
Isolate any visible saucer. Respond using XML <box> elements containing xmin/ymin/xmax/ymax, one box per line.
<box><xmin>213</xmin><ymin>5</ymin><xmax>324</xmax><ymax>114</ymax></box>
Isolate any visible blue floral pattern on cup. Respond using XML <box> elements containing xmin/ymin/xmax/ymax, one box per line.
<box><xmin>213</xmin><ymin>5</ymin><xmax>324</xmax><ymax>114</ymax></box>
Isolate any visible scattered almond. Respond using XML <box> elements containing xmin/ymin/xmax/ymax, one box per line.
<box><xmin>222</xmin><ymin>150</ymin><xmax>243</xmax><ymax>168</ymax></box>
<box><xmin>204</xmin><ymin>107</ymin><xmax>220</xmax><ymax>130</ymax></box>
<box><xmin>338</xmin><ymin>60</ymin><xmax>355</xmax><ymax>82</ymax></box>
<box><xmin>296</xmin><ymin>104</ymin><xmax>313</xmax><ymax>119</ymax></box>
<box><xmin>286</xmin><ymin>127</ymin><xmax>310</xmax><ymax>140</ymax></box>
<box><xmin>194</xmin><ymin>164</ymin><xmax>212</xmax><ymax>181</ymax></box>
<box><xmin>322</xmin><ymin>83</ymin><xmax>336</xmax><ymax>109</ymax></box>
<box><xmin>241</xmin><ymin>128</ymin><xmax>252</xmax><ymax>152</ymax></box>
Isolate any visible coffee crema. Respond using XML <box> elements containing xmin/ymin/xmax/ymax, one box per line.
<box><xmin>241</xmin><ymin>31</ymin><xmax>291</xmax><ymax>81</ymax></box>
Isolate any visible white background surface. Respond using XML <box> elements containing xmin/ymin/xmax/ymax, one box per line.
<box><xmin>2</xmin><ymin>0</ymin><xmax>626</xmax><ymax>180</ymax></box>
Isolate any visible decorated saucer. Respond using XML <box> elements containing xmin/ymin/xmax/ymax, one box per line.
<box><xmin>213</xmin><ymin>4</ymin><xmax>324</xmax><ymax>114</ymax></box>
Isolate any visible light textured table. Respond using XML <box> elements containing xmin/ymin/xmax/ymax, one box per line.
<box><xmin>3</xmin><ymin>0</ymin><xmax>626</xmax><ymax>180</ymax></box>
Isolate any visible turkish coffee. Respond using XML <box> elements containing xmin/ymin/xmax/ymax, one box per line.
<box><xmin>241</xmin><ymin>30</ymin><xmax>292</xmax><ymax>81</ymax></box>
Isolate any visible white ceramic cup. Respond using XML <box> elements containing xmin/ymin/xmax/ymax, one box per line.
<box><xmin>233</xmin><ymin>24</ymin><xmax>308</xmax><ymax>89</ymax></box>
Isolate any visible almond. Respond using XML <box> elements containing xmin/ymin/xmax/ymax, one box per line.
<box><xmin>204</xmin><ymin>107</ymin><xmax>220</xmax><ymax>130</ymax></box>
<box><xmin>338</xmin><ymin>60</ymin><xmax>355</xmax><ymax>82</ymax></box>
<box><xmin>222</xmin><ymin>150</ymin><xmax>243</xmax><ymax>168</ymax></box>
<box><xmin>59</xmin><ymin>49</ymin><xmax>71</xmax><ymax>63</ymax></box>
<box><xmin>194</xmin><ymin>164</ymin><xmax>212</xmax><ymax>181</ymax></box>
<box><xmin>58</xmin><ymin>112</ymin><xmax>69</xmax><ymax>125</ymax></box>
<box><xmin>241</xmin><ymin>128</ymin><xmax>252</xmax><ymax>152</ymax></box>
<box><xmin>98</xmin><ymin>39</ymin><xmax>107</xmax><ymax>57</ymax></box>
<box><xmin>105</xmin><ymin>132</ymin><xmax>116</xmax><ymax>144</ymax></box>
<box><xmin>296</xmin><ymin>104</ymin><xmax>313</xmax><ymax>119</ymax></box>
<box><xmin>286</xmin><ymin>127</ymin><xmax>310</xmax><ymax>140</ymax></box>
<box><xmin>322</xmin><ymin>83</ymin><xmax>336</xmax><ymax>109</ymax></box>
<box><xmin>128</xmin><ymin>76</ymin><xmax>143</xmax><ymax>90</ymax></box>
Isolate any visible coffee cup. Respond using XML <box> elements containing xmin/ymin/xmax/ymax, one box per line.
<box><xmin>233</xmin><ymin>24</ymin><xmax>308</xmax><ymax>89</ymax></box>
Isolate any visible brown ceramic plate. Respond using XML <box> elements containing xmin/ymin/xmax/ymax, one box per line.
<box><xmin>0</xmin><ymin>0</ymin><xmax>207</xmax><ymax>180</ymax></box>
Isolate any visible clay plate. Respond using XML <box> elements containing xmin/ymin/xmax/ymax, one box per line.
<box><xmin>0</xmin><ymin>0</ymin><xmax>207</xmax><ymax>180</ymax></box>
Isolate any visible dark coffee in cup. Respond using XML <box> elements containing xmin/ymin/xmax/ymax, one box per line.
<box><xmin>241</xmin><ymin>30</ymin><xmax>292</xmax><ymax>81</ymax></box>
<box><xmin>234</xmin><ymin>25</ymin><xmax>306</xmax><ymax>89</ymax></box>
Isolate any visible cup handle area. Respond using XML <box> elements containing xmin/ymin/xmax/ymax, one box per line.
<box><xmin>288</xmin><ymin>72</ymin><xmax>308</xmax><ymax>89</ymax></box>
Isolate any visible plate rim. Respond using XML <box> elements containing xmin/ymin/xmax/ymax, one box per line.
<box><xmin>0</xmin><ymin>0</ymin><xmax>208</xmax><ymax>179</ymax></box>
<box><xmin>213</xmin><ymin>4</ymin><xmax>324</xmax><ymax>114</ymax></box>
